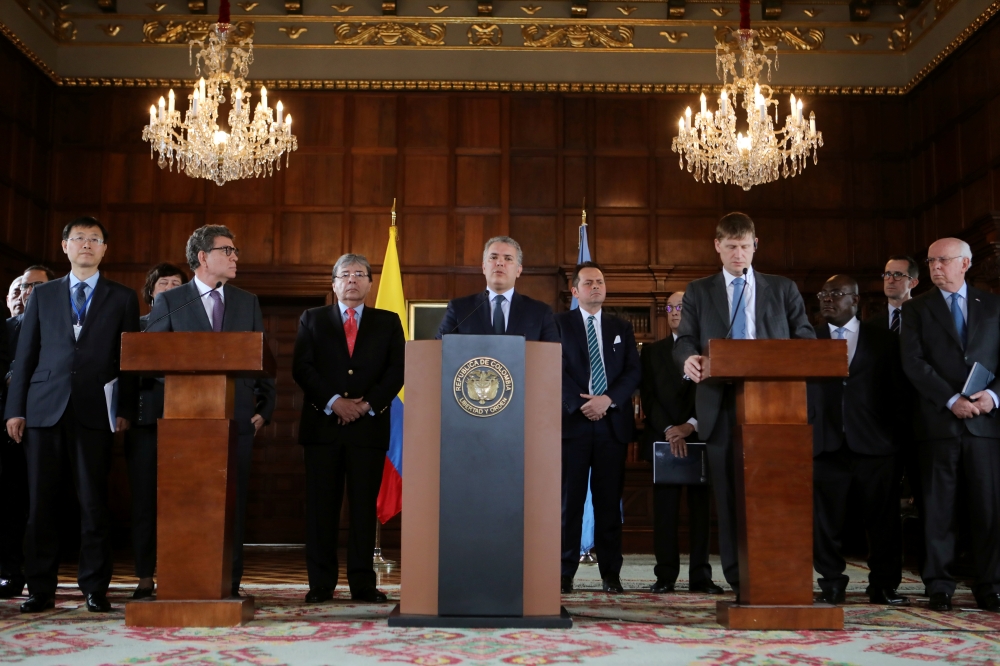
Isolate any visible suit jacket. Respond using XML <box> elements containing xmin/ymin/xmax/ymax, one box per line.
<box><xmin>638</xmin><ymin>336</ymin><xmax>696</xmax><ymax>461</ymax></box>
<box><xmin>436</xmin><ymin>290</ymin><xmax>560</xmax><ymax>342</ymax></box>
<box><xmin>146</xmin><ymin>280</ymin><xmax>276</xmax><ymax>435</ymax></box>
<box><xmin>0</xmin><ymin>315</ymin><xmax>8</xmax><ymax>414</ymax></box>
<box><xmin>3</xmin><ymin>275</ymin><xmax>140</xmax><ymax>429</ymax></box>
<box><xmin>900</xmin><ymin>284</ymin><xmax>1000</xmax><ymax>441</ymax></box>
<box><xmin>293</xmin><ymin>305</ymin><xmax>405</xmax><ymax>449</ymax></box>
<box><xmin>808</xmin><ymin>320</ymin><xmax>904</xmax><ymax>457</ymax></box>
<box><xmin>134</xmin><ymin>313</ymin><xmax>165</xmax><ymax>427</ymax></box>
<box><xmin>673</xmin><ymin>270</ymin><xmax>815</xmax><ymax>441</ymax></box>
<box><xmin>865</xmin><ymin>306</ymin><xmax>917</xmax><ymax>446</ymax></box>
<box><xmin>556</xmin><ymin>309</ymin><xmax>641</xmax><ymax>444</ymax></box>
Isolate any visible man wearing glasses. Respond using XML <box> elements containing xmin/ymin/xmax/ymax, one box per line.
<box><xmin>146</xmin><ymin>224</ymin><xmax>276</xmax><ymax>597</ymax></box>
<box><xmin>292</xmin><ymin>254</ymin><xmax>404</xmax><ymax>604</ymax></box>
<box><xmin>809</xmin><ymin>275</ymin><xmax>908</xmax><ymax>607</ymax></box>
<box><xmin>5</xmin><ymin>217</ymin><xmax>140</xmax><ymax>613</ymax></box>
<box><xmin>900</xmin><ymin>237</ymin><xmax>1000</xmax><ymax>613</ymax></box>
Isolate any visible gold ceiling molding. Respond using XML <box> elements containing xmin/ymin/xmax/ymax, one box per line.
<box><xmin>522</xmin><ymin>24</ymin><xmax>633</xmax><ymax>48</ymax></box>
<box><xmin>715</xmin><ymin>24</ymin><xmax>824</xmax><ymax>52</ymax></box>
<box><xmin>903</xmin><ymin>0</ymin><xmax>1000</xmax><ymax>93</ymax></box>
<box><xmin>141</xmin><ymin>19</ymin><xmax>254</xmax><ymax>43</ymax></box>
<box><xmin>468</xmin><ymin>23</ymin><xmax>501</xmax><ymax>45</ymax></box>
<box><xmin>334</xmin><ymin>22</ymin><xmax>445</xmax><ymax>45</ymax></box>
<box><xmin>0</xmin><ymin>20</ymin><xmax>58</xmax><ymax>80</ymax></box>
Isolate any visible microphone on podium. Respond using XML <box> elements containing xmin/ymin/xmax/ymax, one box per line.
<box><xmin>447</xmin><ymin>291</ymin><xmax>491</xmax><ymax>335</ymax></box>
<box><xmin>724</xmin><ymin>267</ymin><xmax>749</xmax><ymax>340</ymax></box>
<box><xmin>143</xmin><ymin>281</ymin><xmax>222</xmax><ymax>331</ymax></box>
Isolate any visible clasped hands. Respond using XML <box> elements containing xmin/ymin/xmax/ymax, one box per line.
<box><xmin>951</xmin><ymin>392</ymin><xmax>995</xmax><ymax>419</ymax></box>
<box><xmin>580</xmin><ymin>393</ymin><xmax>612</xmax><ymax>421</ymax></box>
<box><xmin>665</xmin><ymin>423</ymin><xmax>695</xmax><ymax>458</ymax></box>
<box><xmin>332</xmin><ymin>397</ymin><xmax>371</xmax><ymax>426</ymax></box>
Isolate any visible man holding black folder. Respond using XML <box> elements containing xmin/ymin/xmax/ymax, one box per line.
<box><xmin>900</xmin><ymin>237</ymin><xmax>1000</xmax><ymax>613</ymax></box>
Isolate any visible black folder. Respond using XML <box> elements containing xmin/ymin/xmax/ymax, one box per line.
<box><xmin>961</xmin><ymin>362</ymin><xmax>996</xmax><ymax>399</ymax></box>
<box><xmin>653</xmin><ymin>441</ymin><xmax>709</xmax><ymax>485</ymax></box>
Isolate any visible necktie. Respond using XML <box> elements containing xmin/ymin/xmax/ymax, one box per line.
<box><xmin>344</xmin><ymin>308</ymin><xmax>358</xmax><ymax>356</ymax></box>
<box><xmin>951</xmin><ymin>293</ymin><xmax>967</xmax><ymax>348</ymax></box>
<box><xmin>493</xmin><ymin>294</ymin><xmax>506</xmax><ymax>335</ymax></box>
<box><xmin>890</xmin><ymin>308</ymin><xmax>900</xmax><ymax>334</ymax></box>
<box><xmin>586</xmin><ymin>315</ymin><xmax>607</xmax><ymax>395</ymax></box>
<box><xmin>73</xmin><ymin>282</ymin><xmax>88</xmax><ymax>326</ymax></box>
<box><xmin>730</xmin><ymin>276</ymin><xmax>747</xmax><ymax>339</ymax></box>
<box><xmin>833</xmin><ymin>327</ymin><xmax>846</xmax><ymax>339</ymax></box>
<box><xmin>209</xmin><ymin>290</ymin><xmax>224</xmax><ymax>332</ymax></box>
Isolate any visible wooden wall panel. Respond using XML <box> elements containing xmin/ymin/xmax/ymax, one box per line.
<box><xmin>279</xmin><ymin>213</ymin><xmax>343</xmax><ymax>265</ymax></box>
<box><xmin>457</xmin><ymin>214</ymin><xmax>500</xmax><ymax>265</ymax></box>
<box><xmin>510</xmin><ymin>157</ymin><xmax>557</xmax><ymax>209</ymax></box>
<box><xmin>401</xmin><ymin>214</ymin><xmax>450</xmax><ymax>266</ymax></box>
<box><xmin>510</xmin><ymin>98</ymin><xmax>556</xmax><ymax>149</ymax></box>
<box><xmin>404</xmin><ymin>156</ymin><xmax>449</xmax><ymax>206</ymax></box>
<box><xmin>353</xmin><ymin>95</ymin><xmax>397</xmax><ymax>147</ymax></box>
<box><xmin>458</xmin><ymin>98</ymin><xmax>501</xmax><ymax>148</ymax></box>
<box><xmin>510</xmin><ymin>216</ymin><xmax>557</xmax><ymax>266</ymax></box>
<box><xmin>284</xmin><ymin>154</ymin><xmax>344</xmax><ymax>206</ymax></box>
<box><xmin>595</xmin><ymin>216</ymin><xmax>649</xmax><ymax>264</ymax></box>
<box><xmin>403</xmin><ymin>96</ymin><xmax>449</xmax><ymax>147</ymax></box>
<box><xmin>455</xmin><ymin>156</ymin><xmax>500</xmax><ymax>207</ymax></box>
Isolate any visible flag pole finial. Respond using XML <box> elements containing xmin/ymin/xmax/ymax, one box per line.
<box><xmin>391</xmin><ymin>198</ymin><xmax>396</xmax><ymax>227</ymax></box>
<box><xmin>581</xmin><ymin>197</ymin><xmax>587</xmax><ymax>226</ymax></box>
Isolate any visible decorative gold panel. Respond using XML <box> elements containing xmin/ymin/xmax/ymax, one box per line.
<box><xmin>522</xmin><ymin>24</ymin><xmax>633</xmax><ymax>48</ymax></box>
<box><xmin>142</xmin><ymin>20</ymin><xmax>254</xmax><ymax>43</ymax></box>
<box><xmin>468</xmin><ymin>23</ymin><xmax>501</xmax><ymax>46</ymax></box>
<box><xmin>334</xmin><ymin>22</ymin><xmax>445</xmax><ymax>45</ymax></box>
<box><xmin>715</xmin><ymin>25</ymin><xmax>824</xmax><ymax>52</ymax></box>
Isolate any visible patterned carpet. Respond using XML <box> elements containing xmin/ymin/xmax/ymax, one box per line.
<box><xmin>2</xmin><ymin>550</ymin><xmax>998</xmax><ymax>665</ymax></box>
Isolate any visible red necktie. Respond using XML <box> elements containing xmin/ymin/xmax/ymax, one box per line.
<box><xmin>344</xmin><ymin>308</ymin><xmax>357</xmax><ymax>356</ymax></box>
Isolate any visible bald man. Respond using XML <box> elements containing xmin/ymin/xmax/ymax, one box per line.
<box><xmin>901</xmin><ymin>237</ymin><xmax>1000</xmax><ymax>612</ymax></box>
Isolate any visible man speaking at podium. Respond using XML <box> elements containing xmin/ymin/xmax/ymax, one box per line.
<box><xmin>436</xmin><ymin>236</ymin><xmax>560</xmax><ymax>342</ymax></box>
<box><xmin>146</xmin><ymin>225</ymin><xmax>276</xmax><ymax>597</ymax></box>
<box><xmin>673</xmin><ymin>212</ymin><xmax>814</xmax><ymax>601</ymax></box>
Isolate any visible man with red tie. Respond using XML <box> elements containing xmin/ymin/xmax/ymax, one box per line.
<box><xmin>292</xmin><ymin>254</ymin><xmax>405</xmax><ymax>604</ymax></box>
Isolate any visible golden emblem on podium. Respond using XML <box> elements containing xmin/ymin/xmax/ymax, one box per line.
<box><xmin>453</xmin><ymin>356</ymin><xmax>514</xmax><ymax>417</ymax></box>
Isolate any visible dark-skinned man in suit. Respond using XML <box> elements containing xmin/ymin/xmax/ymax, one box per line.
<box><xmin>557</xmin><ymin>261</ymin><xmax>641</xmax><ymax>594</ymax></box>
<box><xmin>5</xmin><ymin>217</ymin><xmax>140</xmax><ymax>613</ymax></box>
<box><xmin>640</xmin><ymin>289</ymin><xmax>724</xmax><ymax>595</ymax></box>
<box><xmin>809</xmin><ymin>274</ymin><xmax>908</xmax><ymax>607</ymax></box>
<box><xmin>674</xmin><ymin>212</ymin><xmax>814</xmax><ymax>601</ymax></box>
<box><xmin>146</xmin><ymin>225</ymin><xmax>276</xmax><ymax>597</ymax></box>
<box><xmin>293</xmin><ymin>253</ymin><xmax>405</xmax><ymax>604</ymax></box>
<box><xmin>436</xmin><ymin>236</ymin><xmax>559</xmax><ymax>342</ymax></box>
<box><xmin>901</xmin><ymin>237</ymin><xmax>1000</xmax><ymax>613</ymax></box>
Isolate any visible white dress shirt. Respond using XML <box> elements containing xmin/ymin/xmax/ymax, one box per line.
<box><xmin>193</xmin><ymin>276</ymin><xmax>224</xmax><ymax>329</ymax></box>
<box><xmin>324</xmin><ymin>302</ymin><xmax>372</xmax><ymax>415</ymax></box>
<box><xmin>487</xmin><ymin>286</ymin><xmax>515</xmax><ymax>330</ymax></box>
<box><xmin>723</xmin><ymin>267</ymin><xmax>756</xmax><ymax>339</ymax></box>
<box><xmin>939</xmin><ymin>283</ymin><xmax>999</xmax><ymax>410</ymax></box>
<box><xmin>68</xmin><ymin>271</ymin><xmax>100</xmax><ymax>318</ymax></box>
<box><xmin>828</xmin><ymin>317</ymin><xmax>860</xmax><ymax>367</ymax></box>
<box><xmin>580</xmin><ymin>307</ymin><xmax>605</xmax><ymax>394</ymax></box>
<box><xmin>671</xmin><ymin>332</ymin><xmax>698</xmax><ymax>432</ymax></box>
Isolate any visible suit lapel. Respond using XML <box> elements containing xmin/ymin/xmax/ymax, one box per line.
<box><xmin>76</xmin><ymin>276</ymin><xmax>109</xmax><ymax>343</ymax></box>
<box><xmin>927</xmin><ymin>289</ymin><xmax>964</xmax><ymax>349</ymax></box>
<box><xmin>754</xmin><ymin>272</ymin><xmax>771</xmax><ymax>338</ymax></box>
<box><xmin>570</xmin><ymin>310</ymin><xmax>591</xmax><ymax>388</ymax></box>
<box><xmin>479</xmin><ymin>291</ymin><xmax>493</xmax><ymax>334</ymax></box>
<box><xmin>353</xmin><ymin>306</ymin><xmax>373</xmax><ymax>356</ymax></box>
<box><xmin>601</xmin><ymin>312</ymin><xmax>616</xmax><ymax>369</ymax></box>
<box><xmin>506</xmin><ymin>292</ymin><xmax>522</xmax><ymax>335</ymax></box>
<box><xmin>709</xmin><ymin>273</ymin><xmax>730</xmax><ymax>330</ymax></box>
<box><xmin>221</xmin><ymin>285</ymin><xmax>236</xmax><ymax>332</ymax></box>
<box><xmin>54</xmin><ymin>276</ymin><xmax>75</xmax><ymax>342</ymax></box>
<box><xmin>328</xmin><ymin>304</ymin><xmax>350</xmax><ymax>355</ymax></box>
<box><xmin>967</xmin><ymin>286</ymin><xmax>984</xmax><ymax>347</ymax></box>
<box><xmin>183</xmin><ymin>281</ymin><xmax>212</xmax><ymax>332</ymax></box>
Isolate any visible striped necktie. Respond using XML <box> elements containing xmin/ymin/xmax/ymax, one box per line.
<box><xmin>890</xmin><ymin>308</ymin><xmax>900</xmax><ymax>334</ymax></box>
<box><xmin>586</xmin><ymin>315</ymin><xmax>607</xmax><ymax>395</ymax></box>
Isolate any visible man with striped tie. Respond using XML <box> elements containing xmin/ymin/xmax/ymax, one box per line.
<box><xmin>555</xmin><ymin>262</ymin><xmax>641</xmax><ymax>594</ymax></box>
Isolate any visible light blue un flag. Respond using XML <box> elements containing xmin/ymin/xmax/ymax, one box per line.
<box><xmin>574</xmin><ymin>222</ymin><xmax>597</xmax><ymax>555</ymax></box>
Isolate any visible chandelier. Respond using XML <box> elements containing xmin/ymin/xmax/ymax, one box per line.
<box><xmin>141</xmin><ymin>0</ymin><xmax>297</xmax><ymax>186</ymax></box>
<box><xmin>671</xmin><ymin>0</ymin><xmax>823</xmax><ymax>191</ymax></box>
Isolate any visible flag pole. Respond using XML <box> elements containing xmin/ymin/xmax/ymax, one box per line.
<box><xmin>374</xmin><ymin>196</ymin><xmax>398</xmax><ymax>573</ymax></box>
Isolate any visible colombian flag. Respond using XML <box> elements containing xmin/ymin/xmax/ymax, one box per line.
<box><xmin>375</xmin><ymin>224</ymin><xmax>407</xmax><ymax>524</ymax></box>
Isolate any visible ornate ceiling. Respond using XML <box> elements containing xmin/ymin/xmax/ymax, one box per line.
<box><xmin>1</xmin><ymin>0</ymin><xmax>996</xmax><ymax>91</ymax></box>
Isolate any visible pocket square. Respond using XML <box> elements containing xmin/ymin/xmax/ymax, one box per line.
<box><xmin>613</xmin><ymin>335</ymin><xmax>622</xmax><ymax>344</ymax></box>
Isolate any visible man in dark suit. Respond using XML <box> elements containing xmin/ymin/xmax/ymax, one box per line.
<box><xmin>6</xmin><ymin>276</ymin><xmax>23</xmax><ymax>318</ymax></box>
<box><xmin>146</xmin><ymin>225</ymin><xmax>276</xmax><ymax>597</ymax></box>
<box><xmin>674</xmin><ymin>212</ymin><xmax>814</xmax><ymax>599</ymax></box>
<box><xmin>557</xmin><ymin>261</ymin><xmax>641</xmax><ymax>594</ymax></box>
<box><xmin>4</xmin><ymin>217</ymin><xmax>139</xmax><ymax>613</ymax></box>
<box><xmin>901</xmin><ymin>236</ymin><xmax>1000</xmax><ymax>612</ymax></box>
<box><xmin>640</xmin><ymin>289</ymin><xmax>723</xmax><ymax>595</ymax></box>
<box><xmin>436</xmin><ymin>236</ymin><xmax>559</xmax><ymax>342</ymax></box>
<box><xmin>809</xmin><ymin>274</ymin><xmax>908</xmax><ymax>606</ymax></box>
<box><xmin>293</xmin><ymin>254</ymin><xmax>405</xmax><ymax>604</ymax></box>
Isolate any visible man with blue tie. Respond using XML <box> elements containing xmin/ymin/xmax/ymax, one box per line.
<box><xmin>673</xmin><ymin>212</ymin><xmax>814</xmax><ymax>601</ymax></box>
<box><xmin>556</xmin><ymin>262</ymin><xmax>641</xmax><ymax>594</ymax></box>
<box><xmin>900</xmin><ymin>237</ymin><xmax>1000</xmax><ymax>612</ymax></box>
<box><xmin>4</xmin><ymin>217</ymin><xmax>140</xmax><ymax>613</ymax></box>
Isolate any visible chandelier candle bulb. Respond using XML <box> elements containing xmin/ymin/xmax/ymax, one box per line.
<box><xmin>285</xmin><ymin>114</ymin><xmax>292</xmax><ymax>130</ymax></box>
<box><xmin>260</xmin><ymin>86</ymin><xmax>267</xmax><ymax>109</ymax></box>
<box><xmin>810</xmin><ymin>112</ymin><xmax>816</xmax><ymax>135</ymax></box>
<box><xmin>700</xmin><ymin>93</ymin><xmax>707</xmax><ymax>115</ymax></box>
<box><xmin>192</xmin><ymin>89</ymin><xmax>199</xmax><ymax>115</ymax></box>
<box><xmin>158</xmin><ymin>96</ymin><xmax>165</xmax><ymax>122</ymax></box>
<box><xmin>168</xmin><ymin>90</ymin><xmax>175</xmax><ymax>114</ymax></box>
<box><xmin>798</xmin><ymin>100</ymin><xmax>804</xmax><ymax>123</ymax></box>
<box><xmin>149</xmin><ymin>105</ymin><xmax>156</xmax><ymax>126</ymax></box>
<box><xmin>276</xmin><ymin>100</ymin><xmax>283</xmax><ymax>125</ymax></box>
<box><xmin>234</xmin><ymin>89</ymin><xmax>241</xmax><ymax>114</ymax></box>
<box><xmin>679</xmin><ymin>116</ymin><xmax>685</xmax><ymax>132</ymax></box>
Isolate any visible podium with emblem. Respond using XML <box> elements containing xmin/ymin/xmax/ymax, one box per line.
<box><xmin>387</xmin><ymin>335</ymin><xmax>570</xmax><ymax>628</ymax></box>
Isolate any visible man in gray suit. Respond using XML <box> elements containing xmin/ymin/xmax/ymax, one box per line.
<box><xmin>146</xmin><ymin>225</ymin><xmax>276</xmax><ymax>597</ymax></box>
<box><xmin>673</xmin><ymin>212</ymin><xmax>814</xmax><ymax>600</ymax></box>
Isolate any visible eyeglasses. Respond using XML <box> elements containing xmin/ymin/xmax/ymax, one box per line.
<box><xmin>207</xmin><ymin>246</ymin><xmax>240</xmax><ymax>257</ymax></box>
<box><xmin>925</xmin><ymin>256</ymin><xmax>962</xmax><ymax>266</ymax></box>
<box><xmin>335</xmin><ymin>271</ymin><xmax>371</xmax><ymax>280</ymax></box>
<box><xmin>816</xmin><ymin>291</ymin><xmax>857</xmax><ymax>300</ymax></box>
<box><xmin>67</xmin><ymin>236</ymin><xmax>105</xmax><ymax>245</ymax></box>
<box><xmin>881</xmin><ymin>271</ymin><xmax>913</xmax><ymax>281</ymax></box>
<box><xmin>664</xmin><ymin>304</ymin><xmax>683</xmax><ymax>313</ymax></box>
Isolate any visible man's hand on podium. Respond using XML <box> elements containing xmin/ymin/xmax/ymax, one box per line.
<box><xmin>580</xmin><ymin>393</ymin><xmax>612</xmax><ymax>421</ymax></box>
<box><xmin>683</xmin><ymin>355</ymin><xmax>705</xmax><ymax>383</ymax></box>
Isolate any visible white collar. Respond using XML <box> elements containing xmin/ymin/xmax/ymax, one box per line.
<box><xmin>339</xmin><ymin>301</ymin><xmax>364</xmax><ymax>317</ymax></box>
<box><xmin>828</xmin><ymin>316</ymin><xmax>860</xmax><ymax>335</ymax></box>
<box><xmin>938</xmin><ymin>282</ymin><xmax>968</xmax><ymax>300</ymax></box>
<box><xmin>487</xmin><ymin>286</ymin><xmax>515</xmax><ymax>302</ymax></box>
<box><xmin>193</xmin><ymin>276</ymin><xmax>221</xmax><ymax>297</ymax></box>
<box><xmin>69</xmin><ymin>271</ymin><xmax>100</xmax><ymax>289</ymax></box>
<box><xmin>722</xmin><ymin>266</ymin><xmax>754</xmax><ymax>287</ymax></box>
<box><xmin>579</xmin><ymin>307</ymin><xmax>602</xmax><ymax>324</ymax></box>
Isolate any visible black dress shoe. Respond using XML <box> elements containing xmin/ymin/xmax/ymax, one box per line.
<box><xmin>85</xmin><ymin>592</ymin><xmax>111</xmax><ymax>613</ymax></box>
<box><xmin>649</xmin><ymin>580</ymin><xmax>674</xmax><ymax>593</ymax></box>
<box><xmin>818</xmin><ymin>588</ymin><xmax>846</xmax><ymax>605</ymax></box>
<box><xmin>131</xmin><ymin>586</ymin><xmax>155</xmax><ymax>600</ymax></box>
<box><xmin>868</xmin><ymin>588</ymin><xmax>909</xmax><ymax>606</ymax></box>
<box><xmin>976</xmin><ymin>592</ymin><xmax>1000</xmax><ymax>611</ymax></box>
<box><xmin>602</xmin><ymin>576</ymin><xmax>625</xmax><ymax>594</ymax></box>
<box><xmin>20</xmin><ymin>594</ymin><xmax>55</xmax><ymax>613</ymax></box>
<box><xmin>305</xmin><ymin>588</ymin><xmax>333</xmax><ymax>603</ymax></box>
<box><xmin>561</xmin><ymin>576</ymin><xmax>574</xmax><ymax>594</ymax></box>
<box><xmin>231</xmin><ymin>584</ymin><xmax>242</xmax><ymax>598</ymax></box>
<box><xmin>351</xmin><ymin>587</ymin><xmax>388</xmax><ymax>603</ymax></box>
<box><xmin>929</xmin><ymin>592</ymin><xmax>952</xmax><ymax>611</ymax></box>
<box><xmin>0</xmin><ymin>579</ymin><xmax>26</xmax><ymax>598</ymax></box>
<box><xmin>690</xmin><ymin>581</ymin><xmax>726</xmax><ymax>595</ymax></box>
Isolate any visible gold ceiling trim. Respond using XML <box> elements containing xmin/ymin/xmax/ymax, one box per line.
<box><xmin>0</xmin><ymin>20</ymin><xmax>58</xmax><ymax>81</ymax></box>
<box><xmin>901</xmin><ymin>0</ymin><xmax>1000</xmax><ymax>93</ymax></box>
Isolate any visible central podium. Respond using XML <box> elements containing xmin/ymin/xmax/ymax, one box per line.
<box><xmin>389</xmin><ymin>335</ymin><xmax>570</xmax><ymax>628</ymax></box>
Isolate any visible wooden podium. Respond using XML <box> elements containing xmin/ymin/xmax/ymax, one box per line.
<box><xmin>119</xmin><ymin>332</ymin><xmax>276</xmax><ymax>628</ymax></box>
<box><xmin>703</xmin><ymin>339</ymin><xmax>848</xmax><ymax>630</ymax></box>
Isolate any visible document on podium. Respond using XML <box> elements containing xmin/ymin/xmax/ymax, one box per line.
<box><xmin>653</xmin><ymin>441</ymin><xmax>708</xmax><ymax>485</ymax></box>
<box><xmin>104</xmin><ymin>378</ymin><xmax>119</xmax><ymax>432</ymax></box>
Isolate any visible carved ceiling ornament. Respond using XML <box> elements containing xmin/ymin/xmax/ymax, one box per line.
<box><xmin>715</xmin><ymin>24</ymin><xmax>824</xmax><ymax>52</ymax></box>
<box><xmin>468</xmin><ymin>23</ymin><xmax>501</xmax><ymax>45</ymax></box>
<box><xmin>659</xmin><ymin>30</ymin><xmax>688</xmax><ymax>43</ymax></box>
<box><xmin>522</xmin><ymin>24</ymin><xmax>633</xmax><ymax>48</ymax></box>
<box><xmin>142</xmin><ymin>19</ymin><xmax>254</xmax><ymax>44</ymax></box>
<box><xmin>617</xmin><ymin>5</ymin><xmax>636</xmax><ymax>15</ymax></box>
<box><xmin>520</xmin><ymin>5</ymin><xmax>541</xmax><ymax>14</ymax></box>
<box><xmin>56</xmin><ymin>20</ymin><xmax>77</xmax><ymax>41</ymax></box>
<box><xmin>888</xmin><ymin>26</ymin><xmax>911</xmax><ymax>50</ymax></box>
<box><xmin>331</xmin><ymin>3</ymin><xmax>353</xmax><ymax>11</ymax></box>
<box><xmin>101</xmin><ymin>24</ymin><xmax>122</xmax><ymax>36</ymax></box>
<box><xmin>846</xmin><ymin>32</ymin><xmax>872</xmax><ymax>46</ymax></box>
<box><xmin>335</xmin><ymin>22</ymin><xmax>445</xmax><ymax>45</ymax></box>
<box><xmin>147</xmin><ymin>1</ymin><xmax>167</xmax><ymax>10</ymax></box>
<box><xmin>279</xmin><ymin>26</ymin><xmax>308</xmax><ymax>38</ymax></box>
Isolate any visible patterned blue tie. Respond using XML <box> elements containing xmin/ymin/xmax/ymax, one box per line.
<box><xmin>586</xmin><ymin>315</ymin><xmax>607</xmax><ymax>395</ymax></box>
<box><xmin>833</xmin><ymin>327</ymin><xmax>846</xmax><ymax>339</ymax></box>
<box><xmin>730</xmin><ymin>276</ymin><xmax>747</xmax><ymax>339</ymax></box>
<box><xmin>951</xmin><ymin>293</ymin><xmax>967</xmax><ymax>348</ymax></box>
<box><xmin>73</xmin><ymin>282</ymin><xmax>89</xmax><ymax>326</ymax></box>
